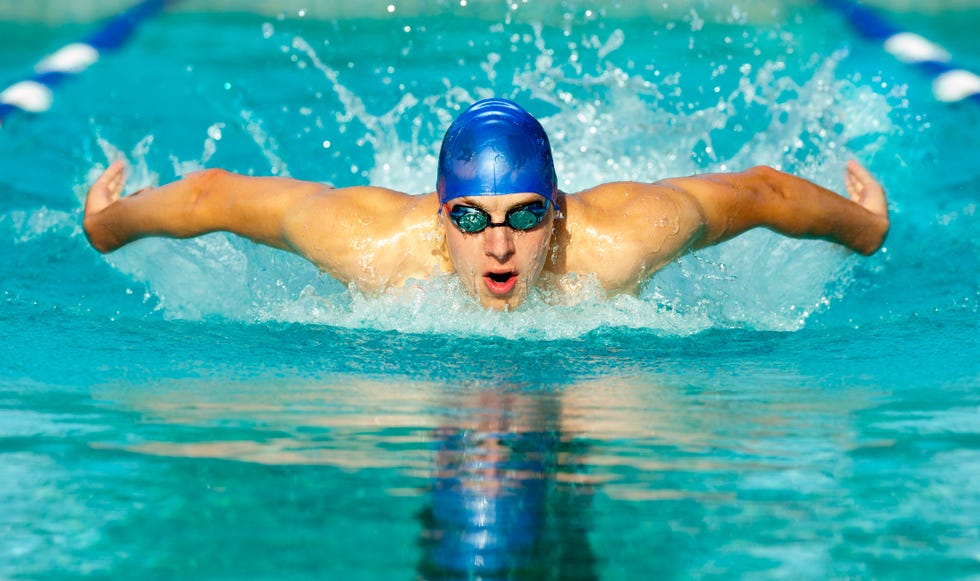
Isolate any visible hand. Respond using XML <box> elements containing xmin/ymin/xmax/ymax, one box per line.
<box><xmin>83</xmin><ymin>160</ymin><xmax>130</xmax><ymax>253</ymax></box>
<box><xmin>844</xmin><ymin>159</ymin><xmax>890</xmax><ymax>253</ymax></box>
<box><xmin>845</xmin><ymin>160</ymin><xmax>888</xmax><ymax>219</ymax></box>
<box><xmin>84</xmin><ymin>160</ymin><xmax>125</xmax><ymax>215</ymax></box>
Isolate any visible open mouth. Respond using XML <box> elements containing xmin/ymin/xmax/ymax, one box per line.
<box><xmin>483</xmin><ymin>271</ymin><xmax>518</xmax><ymax>296</ymax></box>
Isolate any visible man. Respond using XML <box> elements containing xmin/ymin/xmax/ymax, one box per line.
<box><xmin>83</xmin><ymin>98</ymin><xmax>889</xmax><ymax>311</ymax></box>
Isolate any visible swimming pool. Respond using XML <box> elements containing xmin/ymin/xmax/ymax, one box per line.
<box><xmin>1</xmin><ymin>0</ymin><xmax>978</xmax><ymax>577</ymax></box>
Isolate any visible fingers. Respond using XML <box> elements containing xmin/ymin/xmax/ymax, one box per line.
<box><xmin>845</xmin><ymin>159</ymin><xmax>888</xmax><ymax>219</ymax></box>
<box><xmin>84</xmin><ymin>159</ymin><xmax>126</xmax><ymax>217</ymax></box>
<box><xmin>845</xmin><ymin>159</ymin><xmax>867</xmax><ymax>199</ymax></box>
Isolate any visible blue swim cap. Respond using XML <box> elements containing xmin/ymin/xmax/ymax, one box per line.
<box><xmin>437</xmin><ymin>98</ymin><xmax>557</xmax><ymax>205</ymax></box>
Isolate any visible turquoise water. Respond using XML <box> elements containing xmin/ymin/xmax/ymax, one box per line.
<box><xmin>2</xmin><ymin>2</ymin><xmax>979</xmax><ymax>578</ymax></box>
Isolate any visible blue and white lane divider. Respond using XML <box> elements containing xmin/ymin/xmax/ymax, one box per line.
<box><xmin>0</xmin><ymin>0</ymin><xmax>172</xmax><ymax>127</ymax></box>
<box><xmin>819</xmin><ymin>0</ymin><xmax>980</xmax><ymax>105</ymax></box>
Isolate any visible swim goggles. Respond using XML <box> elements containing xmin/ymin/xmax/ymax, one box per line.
<box><xmin>446</xmin><ymin>201</ymin><xmax>550</xmax><ymax>234</ymax></box>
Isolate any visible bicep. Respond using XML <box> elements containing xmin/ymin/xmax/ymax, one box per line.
<box><xmin>660</xmin><ymin>167</ymin><xmax>779</xmax><ymax>250</ymax></box>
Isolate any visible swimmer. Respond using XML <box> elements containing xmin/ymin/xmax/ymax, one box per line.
<box><xmin>83</xmin><ymin>97</ymin><xmax>889</xmax><ymax>310</ymax></box>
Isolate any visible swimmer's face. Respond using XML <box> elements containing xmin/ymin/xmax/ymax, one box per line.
<box><xmin>442</xmin><ymin>193</ymin><xmax>554</xmax><ymax>310</ymax></box>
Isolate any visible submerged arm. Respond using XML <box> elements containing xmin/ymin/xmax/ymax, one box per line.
<box><xmin>666</xmin><ymin>160</ymin><xmax>890</xmax><ymax>255</ymax></box>
<box><xmin>83</xmin><ymin>160</ymin><xmax>325</xmax><ymax>253</ymax></box>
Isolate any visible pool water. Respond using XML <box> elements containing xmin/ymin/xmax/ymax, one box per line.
<box><xmin>1</xmin><ymin>1</ymin><xmax>978</xmax><ymax>578</ymax></box>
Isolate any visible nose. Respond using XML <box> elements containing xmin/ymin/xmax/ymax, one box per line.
<box><xmin>484</xmin><ymin>225</ymin><xmax>515</xmax><ymax>262</ymax></box>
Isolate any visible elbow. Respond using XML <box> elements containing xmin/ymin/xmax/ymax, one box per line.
<box><xmin>184</xmin><ymin>168</ymin><xmax>230</xmax><ymax>206</ymax></box>
<box><xmin>741</xmin><ymin>165</ymin><xmax>799</xmax><ymax>231</ymax></box>
<box><xmin>745</xmin><ymin>165</ymin><xmax>779</xmax><ymax>177</ymax></box>
<box><xmin>179</xmin><ymin>167</ymin><xmax>231</xmax><ymax>230</ymax></box>
<box><xmin>744</xmin><ymin>165</ymin><xmax>785</xmax><ymax>196</ymax></box>
<box><xmin>744</xmin><ymin>165</ymin><xmax>783</xmax><ymax>183</ymax></box>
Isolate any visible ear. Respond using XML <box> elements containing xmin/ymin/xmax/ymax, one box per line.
<box><xmin>436</xmin><ymin>219</ymin><xmax>452</xmax><ymax>264</ymax></box>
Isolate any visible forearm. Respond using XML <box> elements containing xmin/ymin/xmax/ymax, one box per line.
<box><xmin>748</xmin><ymin>166</ymin><xmax>888</xmax><ymax>255</ymax></box>
<box><xmin>84</xmin><ymin>171</ymin><xmax>217</xmax><ymax>253</ymax></box>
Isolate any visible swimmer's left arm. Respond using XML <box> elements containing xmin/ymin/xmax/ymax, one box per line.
<box><xmin>666</xmin><ymin>160</ymin><xmax>889</xmax><ymax>255</ymax></box>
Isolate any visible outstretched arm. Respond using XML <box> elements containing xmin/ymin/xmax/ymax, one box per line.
<box><xmin>83</xmin><ymin>160</ymin><xmax>327</xmax><ymax>253</ymax></box>
<box><xmin>83</xmin><ymin>160</ymin><xmax>441</xmax><ymax>292</ymax></box>
<box><xmin>667</xmin><ymin>160</ymin><xmax>889</xmax><ymax>255</ymax></box>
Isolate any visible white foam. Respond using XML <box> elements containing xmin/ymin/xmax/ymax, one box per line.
<box><xmin>1</xmin><ymin>207</ymin><xmax>80</xmax><ymax>244</ymax></box>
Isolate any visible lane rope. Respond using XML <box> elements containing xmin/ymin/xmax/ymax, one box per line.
<box><xmin>819</xmin><ymin>0</ymin><xmax>980</xmax><ymax>105</ymax></box>
<box><xmin>0</xmin><ymin>0</ymin><xmax>173</xmax><ymax>127</ymax></box>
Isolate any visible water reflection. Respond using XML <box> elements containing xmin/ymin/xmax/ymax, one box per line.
<box><xmin>418</xmin><ymin>389</ymin><xmax>596</xmax><ymax>580</ymax></box>
<box><xmin>81</xmin><ymin>369</ymin><xmax>902</xmax><ymax>577</ymax></box>
<box><xmin>94</xmin><ymin>377</ymin><xmax>601</xmax><ymax>577</ymax></box>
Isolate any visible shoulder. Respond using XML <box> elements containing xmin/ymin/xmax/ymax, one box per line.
<box><xmin>553</xmin><ymin>182</ymin><xmax>707</xmax><ymax>292</ymax></box>
<box><xmin>282</xmin><ymin>188</ymin><xmax>443</xmax><ymax>289</ymax></box>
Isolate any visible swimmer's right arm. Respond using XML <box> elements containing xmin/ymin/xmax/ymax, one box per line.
<box><xmin>83</xmin><ymin>160</ymin><xmax>326</xmax><ymax>253</ymax></box>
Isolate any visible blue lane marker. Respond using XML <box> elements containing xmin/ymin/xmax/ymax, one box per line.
<box><xmin>819</xmin><ymin>0</ymin><xmax>980</xmax><ymax>105</ymax></box>
<box><xmin>0</xmin><ymin>0</ymin><xmax>173</xmax><ymax>127</ymax></box>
